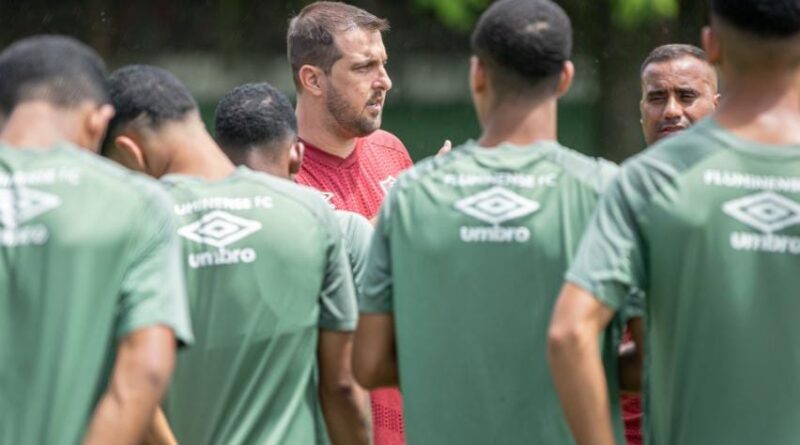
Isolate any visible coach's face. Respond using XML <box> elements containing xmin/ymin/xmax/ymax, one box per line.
<box><xmin>325</xmin><ymin>28</ymin><xmax>392</xmax><ymax>137</ymax></box>
<box><xmin>640</xmin><ymin>56</ymin><xmax>718</xmax><ymax>146</ymax></box>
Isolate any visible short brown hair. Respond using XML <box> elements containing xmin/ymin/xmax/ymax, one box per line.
<box><xmin>287</xmin><ymin>1</ymin><xmax>389</xmax><ymax>89</ymax></box>
<box><xmin>640</xmin><ymin>44</ymin><xmax>709</xmax><ymax>75</ymax></box>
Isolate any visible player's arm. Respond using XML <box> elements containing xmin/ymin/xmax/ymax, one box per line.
<box><xmin>353</xmin><ymin>313</ymin><xmax>398</xmax><ymax>388</ymax></box>
<box><xmin>618</xmin><ymin>317</ymin><xmax>644</xmax><ymax>393</ymax></box>
<box><xmin>352</xmin><ymin>192</ymin><xmax>398</xmax><ymax>389</ymax></box>
<box><xmin>548</xmin><ymin>283</ymin><xmax>617</xmax><ymax>445</ymax></box>
<box><xmin>318</xmin><ymin>203</ymin><xmax>372</xmax><ymax>445</ymax></box>
<box><xmin>142</xmin><ymin>407</ymin><xmax>178</xmax><ymax>445</ymax></box>
<box><xmin>318</xmin><ymin>330</ymin><xmax>372</xmax><ymax>445</ymax></box>
<box><xmin>83</xmin><ymin>326</ymin><xmax>176</xmax><ymax>445</ymax></box>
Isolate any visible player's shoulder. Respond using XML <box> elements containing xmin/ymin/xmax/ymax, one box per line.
<box><xmin>620</xmin><ymin>119</ymin><xmax>720</xmax><ymax>183</ymax></box>
<box><xmin>238</xmin><ymin>167</ymin><xmax>338</xmax><ymax>223</ymax></box>
<box><xmin>57</xmin><ymin>143</ymin><xmax>172</xmax><ymax>210</ymax></box>
<box><xmin>390</xmin><ymin>141</ymin><xmax>473</xmax><ymax>192</ymax></box>
<box><xmin>363</xmin><ymin>129</ymin><xmax>408</xmax><ymax>154</ymax></box>
<box><xmin>334</xmin><ymin>210</ymin><xmax>373</xmax><ymax>236</ymax></box>
<box><xmin>545</xmin><ymin>143</ymin><xmax>620</xmax><ymax>193</ymax></box>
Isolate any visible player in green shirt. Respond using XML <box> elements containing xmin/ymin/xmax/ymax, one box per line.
<box><xmin>214</xmin><ymin>81</ymin><xmax>373</xmax><ymax>443</ymax></box>
<box><xmin>353</xmin><ymin>1</ymin><xmax>621</xmax><ymax>444</ymax></box>
<box><xmin>214</xmin><ymin>82</ymin><xmax>374</xmax><ymax>294</ymax></box>
<box><xmin>548</xmin><ymin>1</ymin><xmax>800</xmax><ymax>444</ymax></box>
<box><xmin>0</xmin><ymin>36</ymin><xmax>192</xmax><ymax>445</ymax></box>
<box><xmin>102</xmin><ymin>65</ymin><xmax>364</xmax><ymax>445</ymax></box>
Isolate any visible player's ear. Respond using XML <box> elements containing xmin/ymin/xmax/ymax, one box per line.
<box><xmin>289</xmin><ymin>140</ymin><xmax>305</xmax><ymax>176</ymax></box>
<box><xmin>85</xmin><ymin>103</ymin><xmax>115</xmax><ymax>152</ymax></box>
<box><xmin>702</xmin><ymin>25</ymin><xmax>721</xmax><ymax>66</ymax></box>
<box><xmin>713</xmin><ymin>93</ymin><xmax>721</xmax><ymax>108</ymax></box>
<box><xmin>556</xmin><ymin>61</ymin><xmax>575</xmax><ymax>97</ymax></box>
<box><xmin>469</xmin><ymin>55</ymin><xmax>487</xmax><ymax>96</ymax></box>
<box><xmin>109</xmin><ymin>134</ymin><xmax>147</xmax><ymax>173</ymax></box>
<box><xmin>298</xmin><ymin>65</ymin><xmax>324</xmax><ymax>97</ymax></box>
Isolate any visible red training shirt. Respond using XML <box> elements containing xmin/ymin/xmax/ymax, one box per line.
<box><xmin>296</xmin><ymin>129</ymin><xmax>413</xmax><ymax>220</ymax></box>
<box><xmin>295</xmin><ymin>129</ymin><xmax>413</xmax><ymax>445</ymax></box>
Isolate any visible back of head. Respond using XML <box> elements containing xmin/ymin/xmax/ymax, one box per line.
<box><xmin>0</xmin><ymin>34</ymin><xmax>108</xmax><ymax>115</ymax></box>
<box><xmin>471</xmin><ymin>0</ymin><xmax>572</xmax><ymax>99</ymax></box>
<box><xmin>712</xmin><ymin>0</ymin><xmax>800</xmax><ymax>38</ymax></box>
<box><xmin>214</xmin><ymin>82</ymin><xmax>297</xmax><ymax>156</ymax></box>
<box><xmin>105</xmin><ymin>64</ymin><xmax>198</xmax><ymax>147</ymax></box>
<box><xmin>287</xmin><ymin>1</ymin><xmax>389</xmax><ymax>89</ymax></box>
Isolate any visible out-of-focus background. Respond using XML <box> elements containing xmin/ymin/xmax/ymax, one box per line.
<box><xmin>0</xmin><ymin>0</ymin><xmax>708</xmax><ymax>162</ymax></box>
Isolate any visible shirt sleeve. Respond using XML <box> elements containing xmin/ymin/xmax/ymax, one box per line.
<box><xmin>566</xmin><ymin>162</ymin><xmax>650</xmax><ymax>311</ymax></box>
<box><xmin>335</xmin><ymin>211</ymin><xmax>374</xmax><ymax>295</ymax></box>
<box><xmin>116</xmin><ymin>187</ymin><xmax>194</xmax><ymax>346</ymax></box>
<box><xmin>359</xmin><ymin>192</ymin><xmax>394</xmax><ymax>314</ymax></box>
<box><xmin>318</xmin><ymin>205</ymin><xmax>359</xmax><ymax>332</ymax></box>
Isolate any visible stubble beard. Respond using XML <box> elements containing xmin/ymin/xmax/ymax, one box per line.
<box><xmin>326</xmin><ymin>84</ymin><xmax>381</xmax><ymax>138</ymax></box>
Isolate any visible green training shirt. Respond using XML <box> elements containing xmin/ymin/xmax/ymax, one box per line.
<box><xmin>335</xmin><ymin>210</ymin><xmax>373</xmax><ymax>291</ymax></box>
<box><xmin>0</xmin><ymin>143</ymin><xmax>192</xmax><ymax>445</ymax></box>
<box><xmin>360</xmin><ymin>141</ymin><xmax>624</xmax><ymax>445</ymax></box>
<box><xmin>160</xmin><ymin>167</ymin><xmax>358</xmax><ymax>445</ymax></box>
<box><xmin>568</xmin><ymin>119</ymin><xmax>800</xmax><ymax>445</ymax></box>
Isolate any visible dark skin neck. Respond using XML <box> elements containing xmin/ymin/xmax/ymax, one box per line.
<box><xmin>155</xmin><ymin>118</ymin><xmax>235</xmax><ymax>180</ymax></box>
<box><xmin>477</xmin><ymin>96</ymin><xmax>559</xmax><ymax>148</ymax></box>
<box><xmin>0</xmin><ymin>102</ymin><xmax>89</xmax><ymax>149</ymax></box>
<box><xmin>714</xmin><ymin>67</ymin><xmax>800</xmax><ymax>146</ymax></box>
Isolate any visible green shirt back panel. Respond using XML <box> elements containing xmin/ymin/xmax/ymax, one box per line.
<box><xmin>362</xmin><ymin>143</ymin><xmax>623</xmax><ymax>445</ymax></box>
<box><xmin>161</xmin><ymin>167</ymin><xmax>356</xmax><ymax>445</ymax></box>
<box><xmin>568</xmin><ymin>120</ymin><xmax>800</xmax><ymax>445</ymax></box>
<box><xmin>0</xmin><ymin>144</ymin><xmax>191</xmax><ymax>445</ymax></box>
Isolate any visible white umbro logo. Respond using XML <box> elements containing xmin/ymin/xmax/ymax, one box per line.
<box><xmin>723</xmin><ymin>191</ymin><xmax>800</xmax><ymax>233</ymax></box>
<box><xmin>0</xmin><ymin>188</ymin><xmax>62</xmax><ymax>228</ymax></box>
<box><xmin>455</xmin><ymin>186</ymin><xmax>540</xmax><ymax>225</ymax></box>
<box><xmin>178</xmin><ymin>210</ymin><xmax>262</xmax><ymax>248</ymax></box>
<box><xmin>380</xmin><ymin>176</ymin><xmax>397</xmax><ymax>194</ymax></box>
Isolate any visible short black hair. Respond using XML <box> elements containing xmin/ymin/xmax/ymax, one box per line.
<box><xmin>471</xmin><ymin>0</ymin><xmax>572</xmax><ymax>97</ymax></box>
<box><xmin>712</xmin><ymin>0</ymin><xmax>800</xmax><ymax>38</ymax></box>
<box><xmin>0</xmin><ymin>34</ymin><xmax>108</xmax><ymax>114</ymax></box>
<box><xmin>214</xmin><ymin>82</ymin><xmax>297</xmax><ymax>153</ymax></box>
<box><xmin>105</xmin><ymin>65</ymin><xmax>197</xmax><ymax>142</ymax></box>
<box><xmin>641</xmin><ymin>44</ymin><xmax>710</xmax><ymax>74</ymax></box>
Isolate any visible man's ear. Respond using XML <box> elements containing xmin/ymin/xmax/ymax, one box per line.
<box><xmin>109</xmin><ymin>134</ymin><xmax>147</xmax><ymax>173</ymax></box>
<box><xmin>469</xmin><ymin>55</ymin><xmax>487</xmax><ymax>97</ymax></box>
<box><xmin>289</xmin><ymin>140</ymin><xmax>305</xmax><ymax>176</ymax></box>
<box><xmin>86</xmin><ymin>104</ymin><xmax>115</xmax><ymax>152</ymax></box>
<box><xmin>713</xmin><ymin>93</ymin><xmax>721</xmax><ymax>108</ymax></box>
<box><xmin>556</xmin><ymin>61</ymin><xmax>575</xmax><ymax>97</ymax></box>
<box><xmin>702</xmin><ymin>25</ymin><xmax>721</xmax><ymax>66</ymax></box>
<box><xmin>298</xmin><ymin>65</ymin><xmax>325</xmax><ymax>97</ymax></box>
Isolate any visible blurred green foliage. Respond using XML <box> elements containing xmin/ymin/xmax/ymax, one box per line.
<box><xmin>414</xmin><ymin>0</ymin><xmax>680</xmax><ymax>31</ymax></box>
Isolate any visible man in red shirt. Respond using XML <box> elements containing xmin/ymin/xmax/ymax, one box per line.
<box><xmin>287</xmin><ymin>3</ymin><xmax>412</xmax><ymax>444</ymax></box>
<box><xmin>287</xmin><ymin>1</ymin><xmax>413</xmax><ymax>221</ymax></box>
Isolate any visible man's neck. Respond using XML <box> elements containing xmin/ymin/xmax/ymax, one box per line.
<box><xmin>0</xmin><ymin>102</ymin><xmax>85</xmax><ymax>149</ymax></box>
<box><xmin>296</xmin><ymin>97</ymin><xmax>359</xmax><ymax>158</ymax></box>
<box><xmin>714</xmin><ymin>69</ymin><xmax>800</xmax><ymax>146</ymax></box>
<box><xmin>160</xmin><ymin>122</ymin><xmax>236</xmax><ymax>180</ymax></box>
<box><xmin>478</xmin><ymin>98</ymin><xmax>559</xmax><ymax>148</ymax></box>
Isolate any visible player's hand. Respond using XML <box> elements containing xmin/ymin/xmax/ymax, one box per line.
<box><xmin>437</xmin><ymin>140</ymin><xmax>452</xmax><ymax>157</ymax></box>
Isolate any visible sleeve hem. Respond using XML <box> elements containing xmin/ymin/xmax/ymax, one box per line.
<box><xmin>319</xmin><ymin>319</ymin><xmax>358</xmax><ymax>332</ymax></box>
<box><xmin>564</xmin><ymin>272</ymin><xmax>623</xmax><ymax>311</ymax></box>
<box><xmin>117</xmin><ymin>317</ymin><xmax>194</xmax><ymax>348</ymax></box>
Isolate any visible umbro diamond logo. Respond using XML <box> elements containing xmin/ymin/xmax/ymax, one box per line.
<box><xmin>455</xmin><ymin>186</ymin><xmax>540</xmax><ymax>225</ymax></box>
<box><xmin>178</xmin><ymin>210</ymin><xmax>262</xmax><ymax>248</ymax></box>
<box><xmin>0</xmin><ymin>187</ymin><xmax>62</xmax><ymax>228</ymax></box>
<box><xmin>723</xmin><ymin>191</ymin><xmax>800</xmax><ymax>233</ymax></box>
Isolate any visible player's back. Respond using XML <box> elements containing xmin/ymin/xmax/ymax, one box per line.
<box><xmin>0</xmin><ymin>143</ymin><xmax>187</xmax><ymax>444</ymax></box>
<box><xmin>569</xmin><ymin>119</ymin><xmax>800</xmax><ymax>444</ymax></box>
<box><xmin>161</xmin><ymin>166</ymin><xmax>355</xmax><ymax>445</ymax></box>
<box><xmin>371</xmin><ymin>141</ymin><xmax>620</xmax><ymax>445</ymax></box>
